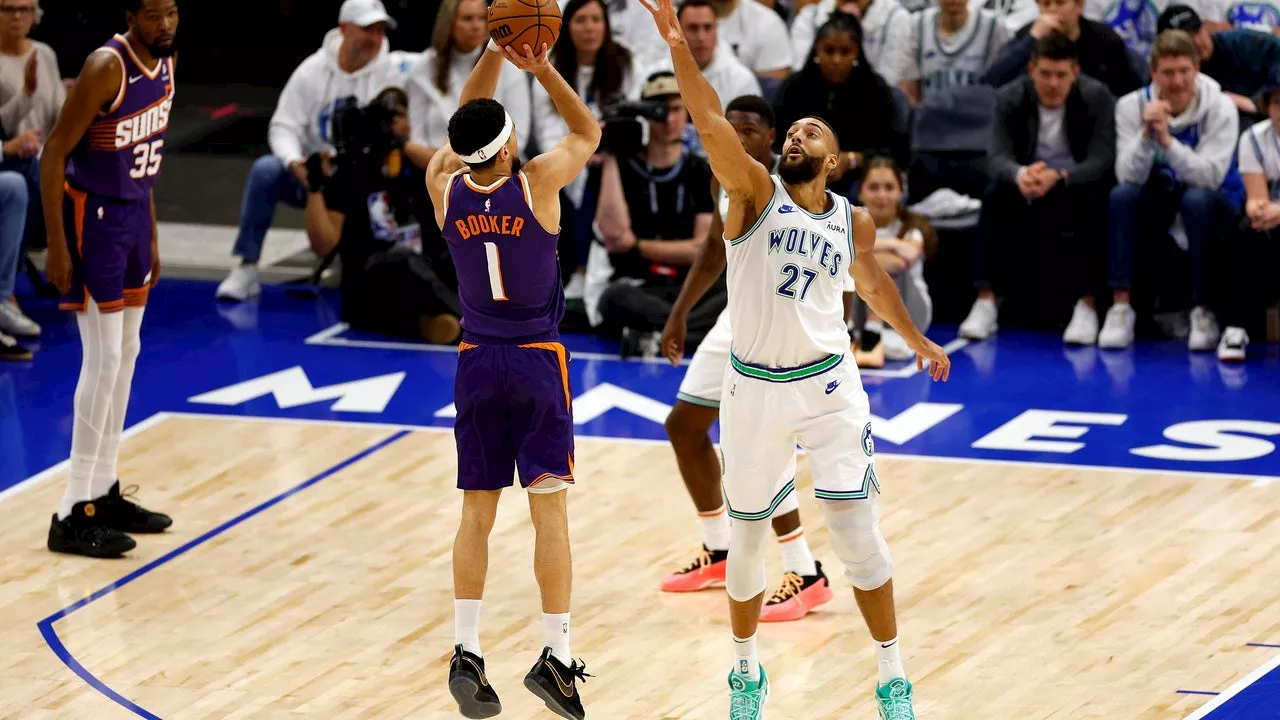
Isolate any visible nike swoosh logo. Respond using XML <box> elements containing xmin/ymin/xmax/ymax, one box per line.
<box><xmin>825</xmin><ymin>382</ymin><xmax>840</xmax><ymax>394</ymax></box>
<box><xmin>128</xmin><ymin>75</ymin><xmax>143</xmax><ymax>84</ymax></box>
<box><xmin>778</xmin><ymin>205</ymin><xmax>798</xmax><ymax>214</ymax></box>
<box><xmin>545</xmin><ymin>661</ymin><xmax>575</xmax><ymax>697</ymax></box>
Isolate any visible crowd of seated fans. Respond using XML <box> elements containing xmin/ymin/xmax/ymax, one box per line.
<box><xmin>3</xmin><ymin>0</ymin><xmax>1279</xmax><ymax>365</ymax></box>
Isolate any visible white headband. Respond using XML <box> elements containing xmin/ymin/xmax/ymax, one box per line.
<box><xmin>461</xmin><ymin>111</ymin><xmax>513</xmax><ymax>164</ymax></box>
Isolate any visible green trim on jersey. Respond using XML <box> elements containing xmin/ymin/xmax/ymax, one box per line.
<box><xmin>676</xmin><ymin>392</ymin><xmax>720</xmax><ymax>409</ymax></box>
<box><xmin>793</xmin><ymin>191</ymin><xmax>841</xmax><ymax>220</ymax></box>
<box><xmin>727</xmin><ymin>193</ymin><xmax>778</xmax><ymax>246</ymax></box>
<box><xmin>727</xmin><ymin>478</ymin><xmax>796</xmax><ymax>521</ymax></box>
<box><xmin>730</xmin><ymin>352</ymin><xmax>843</xmax><ymax>383</ymax></box>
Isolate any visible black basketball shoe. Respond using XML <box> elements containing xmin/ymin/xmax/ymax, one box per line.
<box><xmin>524</xmin><ymin>647</ymin><xmax>590</xmax><ymax>720</ymax></box>
<box><xmin>96</xmin><ymin>481</ymin><xmax>172</xmax><ymax>533</ymax></box>
<box><xmin>47</xmin><ymin>501</ymin><xmax>137</xmax><ymax>558</ymax></box>
<box><xmin>448</xmin><ymin>645</ymin><xmax>502</xmax><ymax>719</ymax></box>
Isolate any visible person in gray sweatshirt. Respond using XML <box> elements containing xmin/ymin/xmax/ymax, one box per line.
<box><xmin>1101</xmin><ymin>29</ymin><xmax>1242</xmax><ymax>352</ymax></box>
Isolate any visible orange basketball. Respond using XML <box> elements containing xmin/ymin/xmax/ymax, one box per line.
<box><xmin>488</xmin><ymin>0</ymin><xmax>562</xmax><ymax>53</ymax></box>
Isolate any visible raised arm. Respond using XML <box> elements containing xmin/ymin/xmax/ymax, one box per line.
<box><xmin>426</xmin><ymin>43</ymin><xmax>510</xmax><ymax>221</ymax></box>
<box><xmin>640</xmin><ymin>0</ymin><xmax>771</xmax><ymax>202</ymax></box>
<box><xmin>515</xmin><ymin>45</ymin><xmax>602</xmax><ymax>195</ymax></box>
<box><xmin>40</xmin><ymin>50</ymin><xmax>123</xmax><ymax>295</ymax></box>
<box><xmin>848</xmin><ymin>207</ymin><xmax>951</xmax><ymax>381</ymax></box>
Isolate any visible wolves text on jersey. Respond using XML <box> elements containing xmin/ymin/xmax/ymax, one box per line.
<box><xmin>767</xmin><ymin>226</ymin><xmax>845</xmax><ymax>278</ymax></box>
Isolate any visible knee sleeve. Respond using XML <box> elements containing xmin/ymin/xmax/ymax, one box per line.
<box><xmin>820</xmin><ymin>499</ymin><xmax>894</xmax><ymax>591</ymax></box>
<box><xmin>725</xmin><ymin>518</ymin><xmax>770</xmax><ymax>601</ymax></box>
<box><xmin>774</xmin><ymin>485</ymin><xmax>799</xmax><ymax>516</ymax></box>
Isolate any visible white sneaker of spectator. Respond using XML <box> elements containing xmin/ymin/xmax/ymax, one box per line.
<box><xmin>1188</xmin><ymin>307</ymin><xmax>1220</xmax><ymax>352</ymax></box>
<box><xmin>881</xmin><ymin>328</ymin><xmax>914</xmax><ymax>360</ymax></box>
<box><xmin>0</xmin><ymin>331</ymin><xmax>30</xmax><ymax>361</ymax></box>
<box><xmin>1097</xmin><ymin>303</ymin><xmax>1136</xmax><ymax>350</ymax></box>
<box><xmin>1217</xmin><ymin>326</ymin><xmax>1249</xmax><ymax>362</ymax></box>
<box><xmin>216</xmin><ymin>265</ymin><xmax>261</xmax><ymax>302</ymax></box>
<box><xmin>1062</xmin><ymin>300</ymin><xmax>1099</xmax><ymax>346</ymax></box>
<box><xmin>565</xmin><ymin>271</ymin><xmax>585</xmax><ymax>301</ymax></box>
<box><xmin>0</xmin><ymin>299</ymin><xmax>40</xmax><ymax>338</ymax></box>
<box><xmin>958</xmin><ymin>297</ymin><xmax>998</xmax><ymax>340</ymax></box>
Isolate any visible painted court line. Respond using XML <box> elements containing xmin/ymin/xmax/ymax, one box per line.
<box><xmin>302</xmin><ymin>322</ymin><xmax>967</xmax><ymax>377</ymax></box>
<box><xmin>36</xmin><ymin>420</ymin><xmax>411</xmax><ymax>719</ymax></box>
<box><xmin>1184</xmin><ymin>651</ymin><xmax>1280</xmax><ymax>720</ymax></box>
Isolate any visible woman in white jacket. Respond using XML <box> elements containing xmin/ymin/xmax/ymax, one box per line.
<box><xmin>217</xmin><ymin>3</ymin><xmax>417</xmax><ymax>302</ymax></box>
<box><xmin>406</xmin><ymin>0</ymin><xmax>532</xmax><ymax>163</ymax></box>
<box><xmin>1103</xmin><ymin>30</ymin><xmax>1243</xmax><ymax>352</ymax></box>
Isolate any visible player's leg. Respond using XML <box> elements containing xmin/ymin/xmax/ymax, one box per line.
<box><xmin>448</xmin><ymin>344</ymin><xmax>512</xmax><ymax>718</ymax></box>
<box><xmin>511</xmin><ymin>342</ymin><xmax>588</xmax><ymax>720</ymax></box>
<box><xmin>798</xmin><ymin>365</ymin><xmax>915</xmax><ymax>719</ymax></box>
<box><xmin>93</xmin><ymin>205</ymin><xmax>170</xmax><ymax>534</ymax></box>
<box><xmin>720</xmin><ymin>371</ymin><xmax>795</xmax><ymax>717</ymax></box>
<box><xmin>759</xmin><ymin>485</ymin><xmax>833</xmax><ymax>623</ymax></box>
<box><xmin>662</xmin><ymin>311</ymin><xmax>733</xmax><ymax>591</ymax></box>
<box><xmin>48</xmin><ymin>190</ymin><xmax>135</xmax><ymax>558</ymax></box>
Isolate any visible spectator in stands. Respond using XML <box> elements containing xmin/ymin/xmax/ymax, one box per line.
<box><xmin>0</xmin><ymin>168</ymin><xmax>28</xmax><ymax>359</ymax></box>
<box><xmin>408</xmin><ymin>0</ymin><xmax>531</xmax><ymax>160</ymax></box>
<box><xmin>216</xmin><ymin>0</ymin><xmax>416</xmax><ymax>302</ymax></box>
<box><xmin>895</xmin><ymin>0</ymin><xmax>1011</xmax><ymax>105</ymax></box>
<box><xmin>535</xmin><ymin>0</ymin><xmax>641</xmax><ymax>291</ymax></box>
<box><xmin>959</xmin><ymin>33</ymin><xmax>1116</xmax><ymax>344</ymax></box>
<box><xmin>981</xmin><ymin>0</ymin><xmax>1046</xmax><ymax>34</ymax></box>
<box><xmin>665</xmin><ymin>0</ymin><xmax>761</xmax><ymax>104</ymax></box>
<box><xmin>775</xmin><ymin>12</ymin><xmax>910</xmax><ymax>195</ymax></box>
<box><xmin>985</xmin><ymin>0</ymin><xmax>1143</xmax><ymax>97</ymax></box>
<box><xmin>1105</xmin><ymin>30</ymin><xmax>1243</xmax><ymax>351</ymax></box>
<box><xmin>1201</xmin><ymin>0</ymin><xmax>1280</xmax><ymax>34</ymax></box>
<box><xmin>302</xmin><ymin>88</ymin><xmax>460</xmax><ymax>344</ymax></box>
<box><xmin>1219</xmin><ymin>66</ymin><xmax>1280</xmax><ymax>360</ymax></box>
<box><xmin>593</xmin><ymin>72</ymin><xmax>717</xmax><ymax>355</ymax></box>
<box><xmin>1083</xmin><ymin>0</ymin><xmax>1203</xmax><ymax>56</ymax></box>
<box><xmin>852</xmin><ymin>157</ymin><xmax>937</xmax><ymax>367</ymax></box>
<box><xmin>0</xmin><ymin>0</ymin><xmax>59</xmax><ymax>250</ymax></box>
<box><xmin>789</xmin><ymin>0</ymin><xmax>909</xmax><ymax>82</ymax></box>
<box><xmin>1158</xmin><ymin>4</ymin><xmax>1280</xmax><ymax>131</ymax></box>
<box><xmin>706</xmin><ymin>0</ymin><xmax>793</xmax><ymax>80</ymax></box>
<box><xmin>561</xmin><ymin>0</ymin><xmax>669</xmax><ymax>72</ymax></box>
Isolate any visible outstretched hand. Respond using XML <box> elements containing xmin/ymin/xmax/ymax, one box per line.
<box><xmin>638</xmin><ymin>0</ymin><xmax>685</xmax><ymax>47</ymax></box>
<box><xmin>502</xmin><ymin>42</ymin><xmax>551</xmax><ymax>73</ymax></box>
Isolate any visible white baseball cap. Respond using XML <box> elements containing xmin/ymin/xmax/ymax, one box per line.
<box><xmin>338</xmin><ymin>0</ymin><xmax>398</xmax><ymax>29</ymax></box>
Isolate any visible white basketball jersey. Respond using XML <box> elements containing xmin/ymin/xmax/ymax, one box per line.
<box><xmin>917</xmin><ymin>7</ymin><xmax>1001</xmax><ymax>94</ymax></box>
<box><xmin>725</xmin><ymin>175</ymin><xmax>854</xmax><ymax>371</ymax></box>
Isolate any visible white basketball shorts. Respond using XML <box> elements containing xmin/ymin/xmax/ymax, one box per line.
<box><xmin>676</xmin><ymin>310</ymin><xmax>733</xmax><ymax>408</ymax></box>
<box><xmin>719</xmin><ymin>353</ymin><xmax>879</xmax><ymax>520</ymax></box>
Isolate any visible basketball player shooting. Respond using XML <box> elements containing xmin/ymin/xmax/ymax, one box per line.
<box><xmin>641</xmin><ymin>0</ymin><xmax>951</xmax><ymax>717</ymax></box>
<box><xmin>41</xmin><ymin>0</ymin><xmax>177</xmax><ymax>559</ymax></box>
<box><xmin>424</xmin><ymin>36</ymin><xmax>600</xmax><ymax>720</ymax></box>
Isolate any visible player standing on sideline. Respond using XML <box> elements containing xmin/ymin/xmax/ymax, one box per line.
<box><xmin>425</xmin><ymin>38</ymin><xmax>600</xmax><ymax>720</ymax></box>
<box><xmin>42</xmin><ymin>0</ymin><xmax>178</xmax><ymax>559</ymax></box>
<box><xmin>642</xmin><ymin>0</ymin><xmax>951</xmax><ymax>716</ymax></box>
<box><xmin>660</xmin><ymin>94</ymin><xmax>845</xmax><ymax>624</ymax></box>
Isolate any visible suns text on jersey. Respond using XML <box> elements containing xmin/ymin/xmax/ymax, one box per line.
<box><xmin>767</xmin><ymin>227</ymin><xmax>844</xmax><ymax>277</ymax></box>
<box><xmin>114</xmin><ymin>98</ymin><xmax>173</xmax><ymax>149</ymax></box>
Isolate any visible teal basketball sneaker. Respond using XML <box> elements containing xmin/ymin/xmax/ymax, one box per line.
<box><xmin>876</xmin><ymin>677</ymin><xmax>916</xmax><ymax>720</ymax></box>
<box><xmin>728</xmin><ymin>664</ymin><xmax>768</xmax><ymax>719</ymax></box>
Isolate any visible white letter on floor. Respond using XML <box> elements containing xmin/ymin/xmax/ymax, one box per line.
<box><xmin>972</xmin><ymin>409</ymin><xmax>1127</xmax><ymax>453</ymax></box>
<box><xmin>188</xmin><ymin>367</ymin><xmax>405</xmax><ymax>413</ymax></box>
<box><xmin>1131</xmin><ymin>420</ymin><xmax>1280</xmax><ymax>462</ymax></box>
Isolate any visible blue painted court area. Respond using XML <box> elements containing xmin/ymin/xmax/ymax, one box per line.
<box><xmin>4</xmin><ymin>278</ymin><xmax>1279</xmax><ymax>719</ymax></box>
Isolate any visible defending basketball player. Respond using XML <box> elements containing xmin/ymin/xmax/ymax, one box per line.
<box><xmin>659</xmin><ymin>95</ymin><xmax>844</xmax><ymax>624</ymax></box>
<box><xmin>41</xmin><ymin>0</ymin><xmax>177</xmax><ymax>559</ymax></box>
<box><xmin>642</xmin><ymin>0</ymin><xmax>951</xmax><ymax>716</ymax></box>
<box><xmin>425</xmin><ymin>38</ymin><xmax>599</xmax><ymax>720</ymax></box>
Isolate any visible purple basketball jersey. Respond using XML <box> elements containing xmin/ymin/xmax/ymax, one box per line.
<box><xmin>442</xmin><ymin>170</ymin><xmax>564</xmax><ymax>344</ymax></box>
<box><xmin>66</xmin><ymin>35</ymin><xmax>174</xmax><ymax>200</ymax></box>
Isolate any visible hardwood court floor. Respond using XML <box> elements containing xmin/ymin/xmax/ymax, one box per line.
<box><xmin>1</xmin><ymin>414</ymin><xmax>1278</xmax><ymax>719</ymax></box>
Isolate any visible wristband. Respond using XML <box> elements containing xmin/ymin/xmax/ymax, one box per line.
<box><xmin>487</xmin><ymin>37</ymin><xmax>500</xmax><ymax>53</ymax></box>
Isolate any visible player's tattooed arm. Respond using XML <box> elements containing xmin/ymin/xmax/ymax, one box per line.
<box><xmin>40</xmin><ymin>50</ymin><xmax>123</xmax><ymax>294</ymax></box>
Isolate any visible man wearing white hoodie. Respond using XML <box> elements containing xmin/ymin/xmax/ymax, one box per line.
<box><xmin>216</xmin><ymin>0</ymin><xmax>418</xmax><ymax>302</ymax></box>
<box><xmin>1102</xmin><ymin>29</ymin><xmax>1244</xmax><ymax>351</ymax></box>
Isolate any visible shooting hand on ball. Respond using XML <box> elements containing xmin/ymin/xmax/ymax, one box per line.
<box><xmin>502</xmin><ymin>43</ymin><xmax>551</xmax><ymax>74</ymax></box>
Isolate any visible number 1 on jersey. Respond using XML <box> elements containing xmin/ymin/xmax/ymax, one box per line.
<box><xmin>484</xmin><ymin>241</ymin><xmax>508</xmax><ymax>301</ymax></box>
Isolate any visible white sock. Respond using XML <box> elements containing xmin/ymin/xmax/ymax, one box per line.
<box><xmin>733</xmin><ymin>634</ymin><xmax>760</xmax><ymax>682</ymax></box>
<box><xmin>454</xmin><ymin>599</ymin><xmax>482</xmax><ymax>656</ymax></box>
<box><xmin>877</xmin><ymin>637</ymin><xmax>906</xmax><ymax>684</ymax></box>
<box><xmin>543</xmin><ymin>612</ymin><xmax>571</xmax><ymax>664</ymax></box>
<box><xmin>698</xmin><ymin>506</ymin><xmax>731</xmax><ymax>551</ymax></box>
<box><xmin>90</xmin><ymin>307</ymin><xmax>143</xmax><ymax>500</ymax></box>
<box><xmin>777</xmin><ymin>528</ymin><xmax>817</xmax><ymax>577</ymax></box>
<box><xmin>58</xmin><ymin>301</ymin><xmax>124</xmax><ymax>520</ymax></box>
